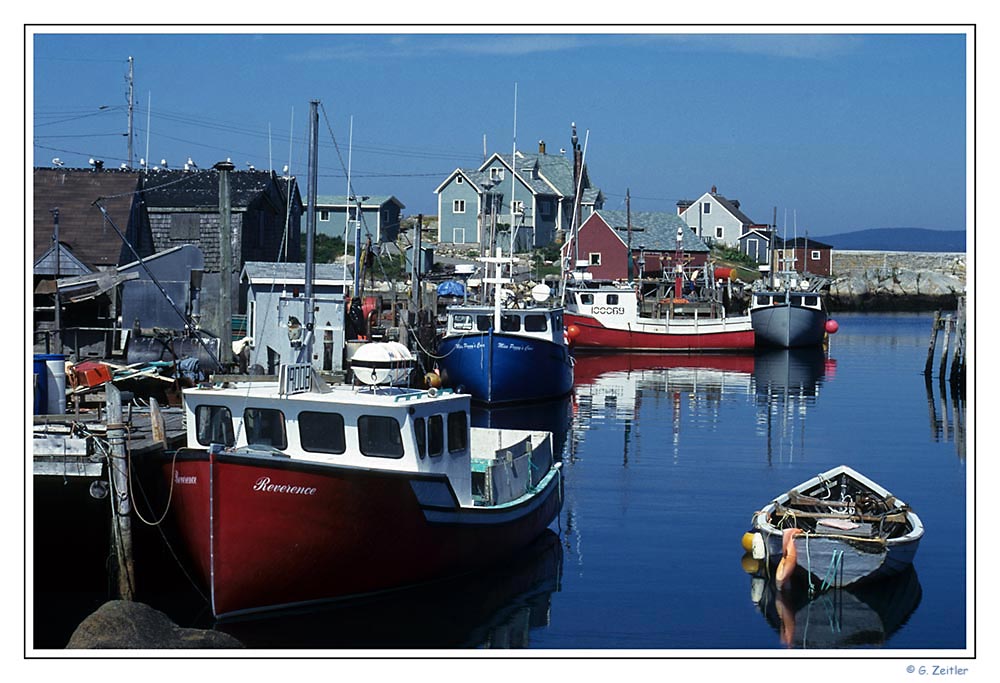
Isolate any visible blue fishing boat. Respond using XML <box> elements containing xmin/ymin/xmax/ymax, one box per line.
<box><xmin>435</xmin><ymin>252</ymin><xmax>573</xmax><ymax>404</ymax></box>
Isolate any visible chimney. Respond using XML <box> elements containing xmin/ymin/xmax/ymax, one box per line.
<box><xmin>539</xmin><ymin>140</ymin><xmax>546</xmax><ymax>154</ymax></box>
<box><xmin>711</xmin><ymin>185</ymin><xmax>717</xmax><ymax>194</ymax></box>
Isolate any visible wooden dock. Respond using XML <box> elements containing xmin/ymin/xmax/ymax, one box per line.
<box><xmin>924</xmin><ymin>296</ymin><xmax>966</xmax><ymax>391</ymax></box>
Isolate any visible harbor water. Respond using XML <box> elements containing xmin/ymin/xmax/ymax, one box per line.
<box><xmin>32</xmin><ymin>312</ymin><xmax>969</xmax><ymax>651</ymax></box>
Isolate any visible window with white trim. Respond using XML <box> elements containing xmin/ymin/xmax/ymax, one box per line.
<box><xmin>589</xmin><ymin>252</ymin><xmax>601</xmax><ymax>266</ymax></box>
<box><xmin>811</xmin><ymin>250</ymin><xmax>821</xmax><ymax>260</ymax></box>
<box><xmin>490</xmin><ymin>167</ymin><xmax>504</xmax><ymax>182</ymax></box>
<box><xmin>715</xmin><ymin>226</ymin><xmax>724</xmax><ymax>239</ymax></box>
<box><xmin>512</xmin><ymin>200</ymin><xmax>524</xmax><ymax>215</ymax></box>
<box><xmin>319</xmin><ymin>210</ymin><xmax>330</xmax><ymax>222</ymax></box>
<box><xmin>453</xmin><ymin>200</ymin><xmax>466</xmax><ymax>213</ymax></box>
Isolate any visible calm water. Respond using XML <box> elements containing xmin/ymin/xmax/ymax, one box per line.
<box><xmin>32</xmin><ymin>312</ymin><xmax>970</xmax><ymax>652</ymax></box>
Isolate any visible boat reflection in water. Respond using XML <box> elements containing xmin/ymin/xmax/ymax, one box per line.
<box><xmin>215</xmin><ymin>529</ymin><xmax>563</xmax><ymax>649</ymax></box>
<box><xmin>569</xmin><ymin>353</ymin><xmax>755</xmax><ymax>462</ymax></box>
<box><xmin>751</xmin><ymin>347</ymin><xmax>835</xmax><ymax>463</ymax></box>
<box><xmin>744</xmin><ymin>560</ymin><xmax>922</xmax><ymax>648</ymax></box>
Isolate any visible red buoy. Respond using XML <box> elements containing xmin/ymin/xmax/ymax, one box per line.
<box><xmin>825</xmin><ymin>319</ymin><xmax>839</xmax><ymax>334</ymax></box>
<box><xmin>567</xmin><ymin>324</ymin><xmax>581</xmax><ymax>339</ymax></box>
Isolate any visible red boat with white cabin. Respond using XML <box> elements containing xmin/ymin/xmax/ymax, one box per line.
<box><xmin>152</xmin><ymin>345</ymin><xmax>563</xmax><ymax>618</ymax></box>
<box><xmin>563</xmin><ymin>278</ymin><xmax>755</xmax><ymax>352</ymax></box>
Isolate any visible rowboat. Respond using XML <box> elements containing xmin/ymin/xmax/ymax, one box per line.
<box><xmin>748</xmin><ymin>465</ymin><xmax>923</xmax><ymax>589</ymax></box>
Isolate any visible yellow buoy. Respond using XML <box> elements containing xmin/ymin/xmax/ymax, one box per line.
<box><xmin>741</xmin><ymin>532</ymin><xmax>755</xmax><ymax>553</ymax></box>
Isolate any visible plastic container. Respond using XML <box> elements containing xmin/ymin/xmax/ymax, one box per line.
<box><xmin>34</xmin><ymin>353</ymin><xmax>66</xmax><ymax>415</ymax></box>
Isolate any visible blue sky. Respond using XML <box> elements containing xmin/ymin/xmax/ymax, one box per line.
<box><xmin>30</xmin><ymin>29</ymin><xmax>969</xmax><ymax>237</ymax></box>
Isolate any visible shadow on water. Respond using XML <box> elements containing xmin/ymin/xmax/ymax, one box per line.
<box><xmin>744</xmin><ymin>560</ymin><xmax>923</xmax><ymax>648</ymax></box>
<box><xmin>471</xmin><ymin>395</ymin><xmax>574</xmax><ymax>459</ymax></box>
<box><xmin>211</xmin><ymin>528</ymin><xmax>564</xmax><ymax>649</ymax></box>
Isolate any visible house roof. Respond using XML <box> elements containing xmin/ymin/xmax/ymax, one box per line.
<box><xmin>679</xmin><ymin>188</ymin><xmax>757</xmax><ymax>226</ymax></box>
<box><xmin>314</xmin><ymin>195</ymin><xmax>405</xmax><ymax>209</ymax></box>
<box><xmin>241</xmin><ymin>261</ymin><xmax>349</xmax><ymax>285</ymax></box>
<box><xmin>139</xmin><ymin>168</ymin><xmax>300</xmax><ymax>210</ymax></box>
<box><xmin>776</xmin><ymin>236</ymin><xmax>833</xmax><ymax>249</ymax></box>
<box><xmin>594</xmin><ymin>210</ymin><xmax>709</xmax><ymax>252</ymax></box>
<box><xmin>33</xmin><ymin>168</ymin><xmax>143</xmax><ymax>270</ymax></box>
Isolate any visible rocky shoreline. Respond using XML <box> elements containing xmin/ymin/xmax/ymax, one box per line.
<box><xmin>825</xmin><ymin>250</ymin><xmax>966</xmax><ymax>312</ymax></box>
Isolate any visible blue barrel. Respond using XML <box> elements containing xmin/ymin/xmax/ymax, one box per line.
<box><xmin>33</xmin><ymin>354</ymin><xmax>49</xmax><ymax>415</ymax></box>
<box><xmin>34</xmin><ymin>353</ymin><xmax>66</xmax><ymax>415</ymax></box>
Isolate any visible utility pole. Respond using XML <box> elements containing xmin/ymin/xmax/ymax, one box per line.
<box><xmin>215</xmin><ymin>160</ymin><xmax>235</xmax><ymax>364</ymax></box>
<box><xmin>412</xmin><ymin>214</ymin><xmax>423</xmax><ymax>312</ymax></box>
<box><xmin>51</xmin><ymin>208</ymin><xmax>62</xmax><ymax>354</ymax></box>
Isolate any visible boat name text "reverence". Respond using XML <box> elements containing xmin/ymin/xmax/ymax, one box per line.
<box><xmin>252</xmin><ymin>477</ymin><xmax>318</xmax><ymax>496</ymax></box>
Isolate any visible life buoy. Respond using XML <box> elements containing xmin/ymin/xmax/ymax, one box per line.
<box><xmin>775</xmin><ymin>527</ymin><xmax>803</xmax><ymax>589</ymax></box>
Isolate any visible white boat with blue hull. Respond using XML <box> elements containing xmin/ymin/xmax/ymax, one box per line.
<box><xmin>750</xmin><ymin>274</ymin><xmax>838</xmax><ymax>348</ymax></box>
<box><xmin>436</xmin><ymin>251</ymin><xmax>573</xmax><ymax>404</ymax></box>
<box><xmin>748</xmin><ymin>465</ymin><xmax>923</xmax><ymax>590</ymax></box>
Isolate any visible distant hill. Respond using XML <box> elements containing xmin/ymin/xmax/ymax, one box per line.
<box><xmin>818</xmin><ymin>228</ymin><xmax>966</xmax><ymax>252</ymax></box>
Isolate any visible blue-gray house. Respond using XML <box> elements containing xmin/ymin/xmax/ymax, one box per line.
<box><xmin>314</xmin><ymin>195</ymin><xmax>405</xmax><ymax>244</ymax></box>
<box><xmin>434</xmin><ymin>127</ymin><xmax>603</xmax><ymax>253</ymax></box>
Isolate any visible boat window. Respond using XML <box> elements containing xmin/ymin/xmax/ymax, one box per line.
<box><xmin>790</xmin><ymin>295</ymin><xmax>803</xmax><ymax>306</ymax></box>
<box><xmin>476</xmin><ymin>315</ymin><xmax>492</xmax><ymax>331</ymax></box>
<box><xmin>299</xmin><ymin>411</ymin><xmax>346</xmax><ymax>454</ymax></box>
<box><xmin>524</xmin><ymin>314</ymin><xmax>547</xmax><ymax>332</ymax></box>
<box><xmin>551</xmin><ymin>312</ymin><xmax>563</xmax><ymax>332</ymax></box>
<box><xmin>243</xmin><ymin>408</ymin><xmax>288</xmax><ymax>450</ymax></box>
<box><xmin>579</xmin><ymin>293</ymin><xmax>594</xmax><ymax>305</ymax></box>
<box><xmin>606</xmin><ymin>294</ymin><xmax>619</xmax><ymax>305</ymax></box>
<box><xmin>803</xmin><ymin>296</ymin><xmax>818</xmax><ymax>307</ymax></box>
<box><xmin>447</xmin><ymin>411</ymin><xmax>468</xmax><ymax>453</ymax></box>
<box><xmin>755</xmin><ymin>294</ymin><xmax>770</xmax><ymax>306</ymax></box>
<box><xmin>428</xmin><ymin>415</ymin><xmax>444</xmax><ymax>457</ymax></box>
<box><xmin>452</xmin><ymin>314</ymin><xmax>473</xmax><ymax>331</ymax></box>
<box><xmin>195</xmin><ymin>405</ymin><xmax>235</xmax><ymax>447</ymax></box>
<box><xmin>358</xmin><ymin>415</ymin><xmax>404</xmax><ymax>458</ymax></box>
<box><xmin>414</xmin><ymin>417</ymin><xmax>427</xmax><ymax>458</ymax></box>
<box><xmin>500</xmin><ymin>314</ymin><xmax>521</xmax><ymax>332</ymax></box>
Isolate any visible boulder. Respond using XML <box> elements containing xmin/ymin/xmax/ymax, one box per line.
<box><xmin>67</xmin><ymin>600</ymin><xmax>242</xmax><ymax>649</ymax></box>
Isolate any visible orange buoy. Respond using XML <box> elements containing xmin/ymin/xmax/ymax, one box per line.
<box><xmin>775</xmin><ymin>528</ymin><xmax>803</xmax><ymax>589</ymax></box>
<box><xmin>567</xmin><ymin>324</ymin><xmax>581</xmax><ymax>340</ymax></box>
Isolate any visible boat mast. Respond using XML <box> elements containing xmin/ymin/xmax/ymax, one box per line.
<box><xmin>298</xmin><ymin>99</ymin><xmax>319</xmax><ymax>364</ymax></box>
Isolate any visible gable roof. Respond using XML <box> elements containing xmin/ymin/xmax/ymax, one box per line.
<box><xmin>139</xmin><ymin>168</ymin><xmax>300</xmax><ymax>210</ymax></box>
<box><xmin>33</xmin><ymin>168</ymin><xmax>144</xmax><ymax>270</ymax></box>
<box><xmin>594</xmin><ymin>210</ymin><xmax>709</xmax><ymax>252</ymax></box>
<box><xmin>776</xmin><ymin>236</ymin><xmax>833</xmax><ymax>249</ymax></box>
<box><xmin>679</xmin><ymin>188</ymin><xmax>757</xmax><ymax>226</ymax></box>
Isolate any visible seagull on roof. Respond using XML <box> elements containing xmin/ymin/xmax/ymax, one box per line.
<box><xmin>51</xmin><ymin>157</ymin><xmax>64</xmax><ymax>167</ymax></box>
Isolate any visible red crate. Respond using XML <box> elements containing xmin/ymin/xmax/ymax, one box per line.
<box><xmin>74</xmin><ymin>361</ymin><xmax>112</xmax><ymax>388</ymax></box>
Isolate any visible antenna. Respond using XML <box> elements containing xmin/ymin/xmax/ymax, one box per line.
<box><xmin>126</xmin><ymin>56</ymin><xmax>134</xmax><ymax>168</ymax></box>
<box><xmin>144</xmin><ymin>92</ymin><xmax>151</xmax><ymax>175</ymax></box>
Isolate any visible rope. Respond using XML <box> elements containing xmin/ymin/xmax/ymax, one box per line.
<box><xmin>819</xmin><ymin>549</ymin><xmax>844</xmax><ymax>592</ymax></box>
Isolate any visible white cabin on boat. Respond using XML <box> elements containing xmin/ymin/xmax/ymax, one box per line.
<box><xmin>182</xmin><ymin>378</ymin><xmax>552</xmax><ymax>508</ymax></box>
<box><xmin>444</xmin><ymin>305</ymin><xmax>566</xmax><ymax>344</ymax></box>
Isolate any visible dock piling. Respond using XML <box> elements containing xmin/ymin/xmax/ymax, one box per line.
<box><xmin>105</xmin><ymin>384</ymin><xmax>135</xmax><ymax>601</ymax></box>
<box><xmin>924</xmin><ymin>298</ymin><xmax>966</xmax><ymax>393</ymax></box>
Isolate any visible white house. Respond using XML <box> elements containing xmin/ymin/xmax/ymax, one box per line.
<box><xmin>677</xmin><ymin>186</ymin><xmax>764</xmax><ymax>248</ymax></box>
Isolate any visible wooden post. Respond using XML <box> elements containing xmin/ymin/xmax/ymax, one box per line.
<box><xmin>105</xmin><ymin>384</ymin><xmax>134</xmax><ymax>601</ymax></box>
<box><xmin>938</xmin><ymin>315</ymin><xmax>952</xmax><ymax>379</ymax></box>
<box><xmin>924</xmin><ymin>310</ymin><xmax>941</xmax><ymax>376</ymax></box>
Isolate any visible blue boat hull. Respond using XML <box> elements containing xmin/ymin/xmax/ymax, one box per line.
<box><xmin>751</xmin><ymin>304</ymin><xmax>827</xmax><ymax>348</ymax></box>
<box><xmin>436</xmin><ymin>330</ymin><xmax>574</xmax><ymax>404</ymax></box>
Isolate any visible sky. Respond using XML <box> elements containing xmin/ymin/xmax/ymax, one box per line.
<box><xmin>29</xmin><ymin>28</ymin><xmax>970</xmax><ymax>237</ymax></box>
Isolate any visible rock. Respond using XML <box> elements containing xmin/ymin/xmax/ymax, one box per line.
<box><xmin>67</xmin><ymin>600</ymin><xmax>243</xmax><ymax>649</ymax></box>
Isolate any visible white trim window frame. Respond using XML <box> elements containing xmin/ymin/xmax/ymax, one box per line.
<box><xmin>453</xmin><ymin>199</ymin><xmax>466</xmax><ymax>214</ymax></box>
